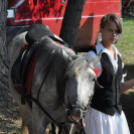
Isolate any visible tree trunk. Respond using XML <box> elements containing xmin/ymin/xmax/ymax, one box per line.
<box><xmin>0</xmin><ymin>0</ymin><xmax>10</xmax><ymax>102</ymax></box>
<box><xmin>60</xmin><ymin>0</ymin><xmax>86</xmax><ymax>49</ymax></box>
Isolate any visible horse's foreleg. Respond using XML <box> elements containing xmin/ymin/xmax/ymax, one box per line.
<box><xmin>20</xmin><ymin>120</ymin><xmax>28</xmax><ymax>134</ymax></box>
<box><xmin>20</xmin><ymin>105</ymin><xmax>49</xmax><ymax>134</ymax></box>
<box><xmin>31</xmin><ymin>116</ymin><xmax>48</xmax><ymax>134</ymax></box>
<box><xmin>20</xmin><ymin>106</ymin><xmax>32</xmax><ymax>134</ymax></box>
<box><xmin>30</xmin><ymin>105</ymin><xmax>49</xmax><ymax>134</ymax></box>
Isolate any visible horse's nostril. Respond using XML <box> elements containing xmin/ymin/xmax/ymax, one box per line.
<box><xmin>70</xmin><ymin>108</ymin><xmax>83</xmax><ymax>118</ymax></box>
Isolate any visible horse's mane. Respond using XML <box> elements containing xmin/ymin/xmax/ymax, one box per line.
<box><xmin>36</xmin><ymin>36</ymin><xmax>75</xmax><ymax>106</ymax></box>
<box><xmin>66</xmin><ymin>55</ymin><xmax>89</xmax><ymax>77</ymax></box>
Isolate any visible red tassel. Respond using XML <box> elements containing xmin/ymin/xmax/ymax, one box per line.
<box><xmin>94</xmin><ymin>68</ymin><xmax>102</xmax><ymax>77</ymax></box>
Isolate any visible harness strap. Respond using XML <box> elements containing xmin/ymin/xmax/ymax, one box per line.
<box><xmin>20</xmin><ymin>42</ymin><xmax>39</xmax><ymax>104</ymax></box>
<box><xmin>36</xmin><ymin>59</ymin><xmax>51</xmax><ymax>100</ymax></box>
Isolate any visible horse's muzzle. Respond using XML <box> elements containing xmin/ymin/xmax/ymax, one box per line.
<box><xmin>67</xmin><ymin>106</ymin><xmax>86</xmax><ymax>122</ymax></box>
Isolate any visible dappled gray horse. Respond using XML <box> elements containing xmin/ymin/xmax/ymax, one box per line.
<box><xmin>8</xmin><ymin>30</ymin><xmax>102</xmax><ymax>134</ymax></box>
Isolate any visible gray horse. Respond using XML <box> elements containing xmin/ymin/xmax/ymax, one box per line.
<box><xmin>8</xmin><ymin>31</ymin><xmax>102</xmax><ymax>134</ymax></box>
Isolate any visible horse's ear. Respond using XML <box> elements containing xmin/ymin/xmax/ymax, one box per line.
<box><xmin>89</xmin><ymin>50</ymin><xmax>102</xmax><ymax>77</ymax></box>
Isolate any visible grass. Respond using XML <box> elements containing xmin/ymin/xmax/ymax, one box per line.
<box><xmin>116</xmin><ymin>15</ymin><xmax>134</xmax><ymax>134</ymax></box>
<box><xmin>116</xmin><ymin>15</ymin><xmax>134</xmax><ymax>81</ymax></box>
<box><xmin>116</xmin><ymin>15</ymin><xmax>134</xmax><ymax>67</ymax></box>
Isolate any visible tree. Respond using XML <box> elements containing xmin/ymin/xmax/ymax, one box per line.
<box><xmin>0</xmin><ymin>0</ymin><xmax>10</xmax><ymax>102</ymax></box>
<box><xmin>60</xmin><ymin>0</ymin><xmax>86</xmax><ymax>49</ymax></box>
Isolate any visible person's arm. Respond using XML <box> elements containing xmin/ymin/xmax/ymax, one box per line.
<box><xmin>120</xmin><ymin>79</ymin><xmax>134</xmax><ymax>94</ymax></box>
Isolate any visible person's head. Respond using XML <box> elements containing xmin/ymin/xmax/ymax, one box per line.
<box><xmin>100</xmin><ymin>14</ymin><xmax>122</xmax><ymax>45</ymax></box>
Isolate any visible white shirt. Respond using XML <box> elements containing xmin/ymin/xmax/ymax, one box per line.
<box><xmin>85</xmin><ymin>42</ymin><xmax>126</xmax><ymax>82</ymax></box>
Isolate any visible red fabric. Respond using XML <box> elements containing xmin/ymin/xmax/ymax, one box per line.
<box><xmin>25</xmin><ymin>49</ymin><xmax>41</xmax><ymax>96</ymax></box>
<box><xmin>13</xmin><ymin>43</ymin><xmax>40</xmax><ymax>96</ymax></box>
<box><xmin>94</xmin><ymin>68</ymin><xmax>102</xmax><ymax>77</ymax></box>
<box><xmin>20</xmin><ymin>43</ymin><xmax>28</xmax><ymax>54</ymax></box>
<box><xmin>14</xmin><ymin>41</ymin><xmax>68</xmax><ymax>96</ymax></box>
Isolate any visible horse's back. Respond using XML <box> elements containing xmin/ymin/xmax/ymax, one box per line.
<box><xmin>8</xmin><ymin>31</ymin><xmax>27</xmax><ymax>63</ymax></box>
<box><xmin>8</xmin><ymin>32</ymin><xmax>28</xmax><ymax>106</ymax></box>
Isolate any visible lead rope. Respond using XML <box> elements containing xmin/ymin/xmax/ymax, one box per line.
<box><xmin>28</xmin><ymin>96</ymin><xmax>69</xmax><ymax>134</ymax></box>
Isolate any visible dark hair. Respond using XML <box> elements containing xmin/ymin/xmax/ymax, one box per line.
<box><xmin>100</xmin><ymin>14</ymin><xmax>122</xmax><ymax>34</ymax></box>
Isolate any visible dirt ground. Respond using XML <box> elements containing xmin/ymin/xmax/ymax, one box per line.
<box><xmin>0</xmin><ymin>102</ymin><xmax>21</xmax><ymax>134</ymax></box>
<box><xmin>0</xmin><ymin>92</ymin><xmax>134</xmax><ymax>134</ymax></box>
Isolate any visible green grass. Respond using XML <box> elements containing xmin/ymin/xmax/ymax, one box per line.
<box><xmin>116</xmin><ymin>15</ymin><xmax>134</xmax><ymax>60</ymax></box>
<box><xmin>116</xmin><ymin>15</ymin><xmax>134</xmax><ymax>80</ymax></box>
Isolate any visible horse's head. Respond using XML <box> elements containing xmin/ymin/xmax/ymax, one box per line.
<box><xmin>64</xmin><ymin>53</ymin><xmax>102</xmax><ymax>122</ymax></box>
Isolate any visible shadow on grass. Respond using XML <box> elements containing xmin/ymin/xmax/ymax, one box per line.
<box><xmin>121</xmin><ymin>64</ymin><xmax>134</xmax><ymax>134</ymax></box>
<box><xmin>121</xmin><ymin>92</ymin><xmax>134</xmax><ymax>134</ymax></box>
<box><xmin>124</xmin><ymin>64</ymin><xmax>134</xmax><ymax>80</ymax></box>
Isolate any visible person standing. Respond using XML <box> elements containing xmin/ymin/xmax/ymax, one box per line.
<box><xmin>84</xmin><ymin>14</ymin><xmax>134</xmax><ymax>134</ymax></box>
